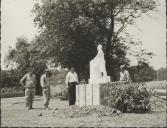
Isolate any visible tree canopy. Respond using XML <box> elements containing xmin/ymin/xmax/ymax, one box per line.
<box><xmin>5</xmin><ymin>0</ymin><xmax>157</xmax><ymax>82</ymax></box>
<box><xmin>31</xmin><ymin>0</ymin><xmax>156</xmax><ymax>80</ymax></box>
<box><xmin>5</xmin><ymin>36</ymin><xmax>47</xmax><ymax>76</ymax></box>
<box><xmin>129</xmin><ymin>61</ymin><xmax>156</xmax><ymax>82</ymax></box>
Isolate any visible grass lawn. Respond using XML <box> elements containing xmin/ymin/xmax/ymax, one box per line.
<box><xmin>1</xmin><ymin>96</ymin><xmax>166</xmax><ymax>127</ymax></box>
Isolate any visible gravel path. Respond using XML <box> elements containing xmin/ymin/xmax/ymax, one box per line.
<box><xmin>1</xmin><ymin>96</ymin><xmax>166</xmax><ymax>127</ymax></box>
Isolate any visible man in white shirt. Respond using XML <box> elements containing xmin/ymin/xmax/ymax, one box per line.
<box><xmin>40</xmin><ymin>69</ymin><xmax>52</xmax><ymax>109</ymax></box>
<box><xmin>119</xmin><ymin>65</ymin><xmax>131</xmax><ymax>82</ymax></box>
<box><xmin>65</xmin><ymin>67</ymin><xmax>79</xmax><ymax>105</ymax></box>
<box><xmin>20</xmin><ymin>69</ymin><xmax>36</xmax><ymax>110</ymax></box>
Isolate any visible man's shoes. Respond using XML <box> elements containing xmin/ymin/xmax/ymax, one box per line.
<box><xmin>44</xmin><ymin>106</ymin><xmax>51</xmax><ymax>110</ymax></box>
<box><xmin>28</xmin><ymin>107</ymin><xmax>33</xmax><ymax>110</ymax></box>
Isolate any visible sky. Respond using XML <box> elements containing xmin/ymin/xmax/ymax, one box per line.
<box><xmin>1</xmin><ymin>0</ymin><xmax>166</xmax><ymax>70</ymax></box>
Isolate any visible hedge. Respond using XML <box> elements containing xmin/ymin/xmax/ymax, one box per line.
<box><xmin>1</xmin><ymin>92</ymin><xmax>24</xmax><ymax>98</ymax></box>
<box><xmin>100</xmin><ymin>82</ymin><xmax>151</xmax><ymax>113</ymax></box>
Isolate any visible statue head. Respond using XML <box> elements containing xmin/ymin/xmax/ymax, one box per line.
<box><xmin>97</xmin><ymin>44</ymin><xmax>102</xmax><ymax>51</ymax></box>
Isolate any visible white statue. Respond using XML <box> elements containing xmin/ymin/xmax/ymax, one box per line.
<box><xmin>76</xmin><ymin>45</ymin><xmax>110</xmax><ymax>107</ymax></box>
<box><xmin>89</xmin><ymin>45</ymin><xmax>110</xmax><ymax>84</ymax></box>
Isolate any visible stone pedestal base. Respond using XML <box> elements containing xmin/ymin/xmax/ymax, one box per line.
<box><xmin>75</xmin><ymin>84</ymin><xmax>100</xmax><ymax>106</ymax></box>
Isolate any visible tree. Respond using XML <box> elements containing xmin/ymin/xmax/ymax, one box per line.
<box><xmin>5</xmin><ymin>36</ymin><xmax>47</xmax><ymax>95</ymax></box>
<box><xmin>156</xmin><ymin>68</ymin><xmax>167</xmax><ymax>81</ymax></box>
<box><xmin>5</xmin><ymin>37</ymin><xmax>31</xmax><ymax>75</ymax></box>
<box><xmin>129</xmin><ymin>61</ymin><xmax>156</xmax><ymax>82</ymax></box>
<box><xmin>1</xmin><ymin>69</ymin><xmax>20</xmax><ymax>88</ymax></box>
<box><xmin>31</xmin><ymin>0</ymin><xmax>156</xmax><ymax>80</ymax></box>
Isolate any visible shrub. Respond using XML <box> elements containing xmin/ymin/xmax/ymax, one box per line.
<box><xmin>1</xmin><ymin>70</ymin><xmax>21</xmax><ymax>88</ymax></box>
<box><xmin>129</xmin><ymin>62</ymin><xmax>155</xmax><ymax>82</ymax></box>
<box><xmin>50</xmin><ymin>70</ymin><xmax>68</xmax><ymax>86</ymax></box>
<box><xmin>49</xmin><ymin>70</ymin><xmax>68</xmax><ymax>100</ymax></box>
<box><xmin>1</xmin><ymin>86</ymin><xmax>24</xmax><ymax>98</ymax></box>
<box><xmin>1</xmin><ymin>92</ymin><xmax>24</xmax><ymax>98</ymax></box>
<box><xmin>100</xmin><ymin>82</ymin><xmax>151</xmax><ymax>113</ymax></box>
<box><xmin>145</xmin><ymin>81</ymin><xmax>167</xmax><ymax>89</ymax></box>
<box><xmin>1</xmin><ymin>87</ymin><xmax>23</xmax><ymax>93</ymax></box>
<box><xmin>50</xmin><ymin>84</ymin><xmax>68</xmax><ymax>99</ymax></box>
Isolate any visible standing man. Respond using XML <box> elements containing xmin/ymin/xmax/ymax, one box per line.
<box><xmin>65</xmin><ymin>67</ymin><xmax>79</xmax><ymax>105</ymax></box>
<box><xmin>20</xmin><ymin>69</ymin><xmax>37</xmax><ymax>110</ymax></box>
<box><xmin>119</xmin><ymin>65</ymin><xmax>131</xmax><ymax>82</ymax></box>
<box><xmin>40</xmin><ymin>69</ymin><xmax>52</xmax><ymax>109</ymax></box>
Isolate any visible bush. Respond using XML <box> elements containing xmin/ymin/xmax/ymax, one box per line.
<box><xmin>1</xmin><ymin>87</ymin><xmax>23</xmax><ymax>93</ymax></box>
<box><xmin>145</xmin><ymin>81</ymin><xmax>167</xmax><ymax>89</ymax></box>
<box><xmin>100</xmin><ymin>82</ymin><xmax>151</xmax><ymax>113</ymax></box>
<box><xmin>1</xmin><ymin>70</ymin><xmax>21</xmax><ymax>88</ymax></box>
<box><xmin>1</xmin><ymin>86</ymin><xmax>24</xmax><ymax>98</ymax></box>
<box><xmin>1</xmin><ymin>92</ymin><xmax>24</xmax><ymax>98</ymax></box>
<box><xmin>49</xmin><ymin>70</ymin><xmax>68</xmax><ymax>100</ymax></box>
<box><xmin>129</xmin><ymin>62</ymin><xmax>155</xmax><ymax>82</ymax></box>
<box><xmin>50</xmin><ymin>84</ymin><xmax>68</xmax><ymax>99</ymax></box>
<box><xmin>50</xmin><ymin>70</ymin><xmax>68</xmax><ymax>86</ymax></box>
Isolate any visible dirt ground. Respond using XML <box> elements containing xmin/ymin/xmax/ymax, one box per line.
<box><xmin>1</xmin><ymin>96</ymin><xmax>166</xmax><ymax>127</ymax></box>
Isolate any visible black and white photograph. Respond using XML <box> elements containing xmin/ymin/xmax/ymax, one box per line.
<box><xmin>1</xmin><ymin>0</ymin><xmax>166</xmax><ymax>127</ymax></box>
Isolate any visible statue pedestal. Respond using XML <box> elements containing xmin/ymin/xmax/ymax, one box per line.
<box><xmin>75</xmin><ymin>84</ymin><xmax>100</xmax><ymax>106</ymax></box>
<box><xmin>76</xmin><ymin>84</ymin><xmax>86</xmax><ymax>106</ymax></box>
<box><xmin>76</xmin><ymin>44</ymin><xmax>112</xmax><ymax>106</ymax></box>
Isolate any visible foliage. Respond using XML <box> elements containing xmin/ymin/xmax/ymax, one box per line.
<box><xmin>100</xmin><ymin>82</ymin><xmax>151</xmax><ymax>113</ymax></box>
<box><xmin>32</xmin><ymin>0</ymin><xmax>156</xmax><ymax>80</ymax></box>
<box><xmin>5</xmin><ymin>36</ymin><xmax>48</xmax><ymax>94</ymax></box>
<box><xmin>1</xmin><ymin>86</ymin><xmax>23</xmax><ymax>93</ymax></box>
<box><xmin>1</xmin><ymin>92</ymin><xmax>24</xmax><ymax>98</ymax></box>
<box><xmin>129</xmin><ymin>61</ymin><xmax>156</xmax><ymax>82</ymax></box>
<box><xmin>49</xmin><ymin>70</ymin><xmax>68</xmax><ymax>85</ymax></box>
<box><xmin>1</xmin><ymin>69</ymin><xmax>21</xmax><ymax>88</ymax></box>
<box><xmin>145</xmin><ymin>81</ymin><xmax>167</xmax><ymax>90</ymax></box>
<box><xmin>49</xmin><ymin>70</ymin><xmax>68</xmax><ymax>98</ymax></box>
<box><xmin>1</xmin><ymin>69</ymin><xmax>25</xmax><ymax>98</ymax></box>
<box><xmin>156</xmin><ymin>68</ymin><xmax>167</xmax><ymax>81</ymax></box>
<box><xmin>5</xmin><ymin>36</ymin><xmax>47</xmax><ymax>75</ymax></box>
<box><xmin>1</xmin><ymin>86</ymin><xmax>24</xmax><ymax>98</ymax></box>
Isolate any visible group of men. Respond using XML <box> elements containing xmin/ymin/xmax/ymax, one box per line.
<box><xmin>20</xmin><ymin>65</ymin><xmax>130</xmax><ymax>109</ymax></box>
<box><xmin>20</xmin><ymin>69</ymin><xmax>52</xmax><ymax>110</ymax></box>
<box><xmin>20</xmin><ymin>67</ymin><xmax>79</xmax><ymax>110</ymax></box>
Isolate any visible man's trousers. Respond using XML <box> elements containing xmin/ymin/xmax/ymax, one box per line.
<box><xmin>25</xmin><ymin>88</ymin><xmax>35</xmax><ymax>108</ymax></box>
<box><xmin>68</xmin><ymin>82</ymin><xmax>77</xmax><ymax>105</ymax></box>
<box><xmin>42</xmin><ymin>87</ymin><xmax>50</xmax><ymax>108</ymax></box>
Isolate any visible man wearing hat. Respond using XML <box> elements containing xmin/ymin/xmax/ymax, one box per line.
<box><xmin>119</xmin><ymin>65</ymin><xmax>131</xmax><ymax>82</ymax></box>
<box><xmin>20</xmin><ymin>69</ymin><xmax>37</xmax><ymax>110</ymax></box>
<box><xmin>40</xmin><ymin>69</ymin><xmax>52</xmax><ymax>109</ymax></box>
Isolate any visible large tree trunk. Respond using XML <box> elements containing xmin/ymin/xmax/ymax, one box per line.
<box><xmin>105</xmin><ymin>15</ymin><xmax>114</xmax><ymax>77</ymax></box>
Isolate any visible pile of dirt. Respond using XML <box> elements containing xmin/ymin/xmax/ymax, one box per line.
<box><xmin>52</xmin><ymin>105</ymin><xmax>121</xmax><ymax>118</ymax></box>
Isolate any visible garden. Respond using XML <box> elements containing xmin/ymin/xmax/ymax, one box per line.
<box><xmin>1</xmin><ymin>0</ymin><xmax>166</xmax><ymax>127</ymax></box>
<box><xmin>1</xmin><ymin>66</ymin><xmax>166</xmax><ymax>127</ymax></box>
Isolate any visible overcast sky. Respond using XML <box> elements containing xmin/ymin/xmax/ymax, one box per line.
<box><xmin>1</xmin><ymin>0</ymin><xmax>166</xmax><ymax>70</ymax></box>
